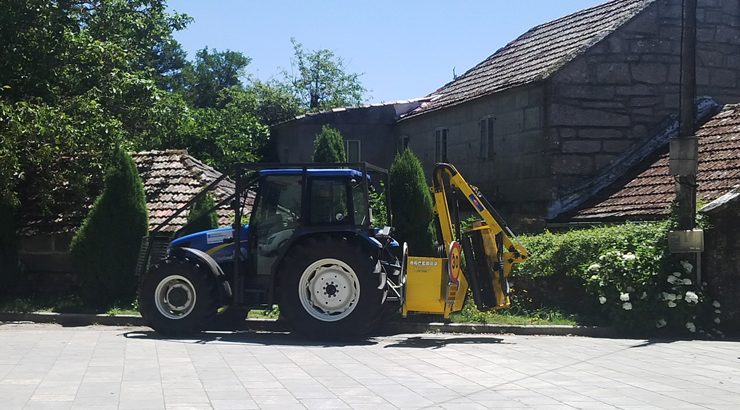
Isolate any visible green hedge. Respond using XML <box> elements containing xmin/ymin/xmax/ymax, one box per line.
<box><xmin>512</xmin><ymin>221</ymin><xmax>718</xmax><ymax>334</ymax></box>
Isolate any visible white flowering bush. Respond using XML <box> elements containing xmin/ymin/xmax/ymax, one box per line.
<box><xmin>513</xmin><ymin>221</ymin><xmax>720</xmax><ymax>334</ymax></box>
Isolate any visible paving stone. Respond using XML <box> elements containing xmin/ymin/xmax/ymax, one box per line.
<box><xmin>1</xmin><ymin>324</ymin><xmax>740</xmax><ymax>409</ymax></box>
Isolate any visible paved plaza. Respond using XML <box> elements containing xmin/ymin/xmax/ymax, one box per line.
<box><xmin>0</xmin><ymin>323</ymin><xmax>738</xmax><ymax>409</ymax></box>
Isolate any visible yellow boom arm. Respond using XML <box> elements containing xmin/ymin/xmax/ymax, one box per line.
<box><xmin>402</xmin><ymin>163</ymin><xmax>529</xmax><ymax>317</ymax></box>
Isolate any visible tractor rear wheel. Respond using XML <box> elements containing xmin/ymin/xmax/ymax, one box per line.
<box><xmin>139</xmin><ymin>257</ymin><xmax>219</xmax><ymax>335</ymax></box>
<box><xmin>279</xmin><ymin>236</ymin><xmax>384</xmax><ymax>338</ymax></box>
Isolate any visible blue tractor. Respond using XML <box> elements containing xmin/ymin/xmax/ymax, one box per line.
<box><xmin>136</xmin><ymin>163</ymin><xmax>402</xmax><ymax>338</ymax></box>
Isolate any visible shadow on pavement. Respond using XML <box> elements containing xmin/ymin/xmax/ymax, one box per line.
<box><xmin>383</xmin><ymin>336</ymin><xmax>507</xmax><ymax>349</ymax></box>
<box><xmin>121</xmin><ymin>329</ymin><xmax>378</xmax><ymax>347</ymax></box>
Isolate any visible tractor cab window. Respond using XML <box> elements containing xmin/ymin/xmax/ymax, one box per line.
<box><xmin>309</xmin><ymin>178</ymin><xmax>349</xmax><ymax>225</ymax></box>
<box><xmin>251</xmin><ymin>175</ymin><xmax>302</xmax><ymax>272</ymax></box>
<box><xmin>352</xmin><ymin>178</ymin><xmax>369</xmax><ymax>226</ymax></box>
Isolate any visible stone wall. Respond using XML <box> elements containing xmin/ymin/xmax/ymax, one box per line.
<box><xmin>548</xmin><ymin>0</ymin><xmax>740</xmax><ymax>193</ymax></box>
<box><xmin>18</xmin><ymin>234</ymin><xmax>73</xmax><ymax>274</ymax></box>
<box><xmin>271</xmin><ymin>104</ymin><xmax>405</xmax><ymax>170</ymax></box>
<box><xmin>703</xmin><ymin>204</ymin><xmax>740</xmax><ymax>333</ymax></box>
<box><xmin>396</xmin><ymin>85</ymin><xmax>548</xmax><ymax>231</ymax></box>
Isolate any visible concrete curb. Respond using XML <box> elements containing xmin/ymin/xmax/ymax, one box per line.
<box><xmin>0</xmin><ymin>311</ymin><xmax>614</xmax><ymax>337</ymax></box>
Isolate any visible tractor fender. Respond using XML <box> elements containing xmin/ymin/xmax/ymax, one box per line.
<box><xmin>169</xmin><ymin>247</ymin><xmax>233</xmax><ymax>301</ymax></box>
<box><xmin>272</xmin><ymin>230</ymin><xmax>381</xmax><ymax>276</ymax></box>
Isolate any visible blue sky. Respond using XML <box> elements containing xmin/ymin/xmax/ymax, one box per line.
<box><xmin>170</xmin><ymin>0</ymin><xmax>606</xmax><ymax>103</ymax></box>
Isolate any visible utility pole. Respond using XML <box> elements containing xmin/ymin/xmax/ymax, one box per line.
<box><xmin>675</xmin><ymin>0</ymin><xmax>698</xmax><ymax>229</ymax></box>
<box><xmin>669</xmin><ymin>0</ymin><xmax>703</xmax><ymax>283</ymax></box>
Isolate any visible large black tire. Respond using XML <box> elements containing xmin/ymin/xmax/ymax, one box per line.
<box><xmin>279</xmin><ymin>236</ymin><xmax>385</xmax><ymax>339</ymax></box>
<box><xmin>210</xmin><ymin>306</ymin><xmax>250</xmax><ymax>330</ymax></box>
<box><xmin>138</xmin><ymin>256</ymin><xmax>219</xmax><ymax>336</ymax></box>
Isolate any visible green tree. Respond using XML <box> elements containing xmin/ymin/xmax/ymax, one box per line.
<box><xmin>0</xmin><ymin>0</ymin><xmax>190</xmax><ymax>225</ymax></box>
<box><xmin>247</xmin><ymin>80</ymin><xmax>303</xmax><ymax>126</ymax></box>
<box><xmin>285</xmin><ymin>38</ymin><xmax>366</xmax><ymax>111</ymax></box>
<box><xmin>313</xmin><ymin>125</ymin><xmax>347</xmax><ymax>163</ymax></box>
<box><xmin>180</xmin><ymin>192</ymin><xmax>219</xmax><ymax>236</ymax></box>
<box><xmin>389</xmin><ymin>149</ymin><xmax>436</xmax><ymax>256</ymax></box>
<box><xmin>70</xmin><ymin>150</ymin><xmax>149</xmax><ymax>308</ymax></box>
<box><xmin>183</xmin><ymin>47</ymin><xmax>251</xmax><ymax>108</ymax></box>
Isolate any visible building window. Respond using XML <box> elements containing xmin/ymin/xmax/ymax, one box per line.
<box><xmin>479</xmin><ymin>116</ymin><xmax>495</xmax><ymax>159</ymax></box>
<box><xmin>435</xmin><ymin>128</ymin><xmax>448</xmax><ymax>162</ymax></box>
<box><xmin>345</xmin><ymin>140</ymin><xmax>361</xmax><ymax>162</ymax></box>
<box><xmin>400</xmin><ymin>135</ymin><xmax>410</xmax><ymax>152</ymax></box>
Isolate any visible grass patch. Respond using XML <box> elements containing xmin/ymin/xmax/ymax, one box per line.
<box><xmin>450</xmin><ymin>299</ymin><xmax>579</xmax><ymax>326</ymax></box>
<box><xmin>0</xmin><ymin>295</ymin><xmax>139</xmax><ymax>316</ymax></box>
<box><xmin>247</xmin><ymin>306</ymin><xmax>280</xmax><ymax>319</ymax></box>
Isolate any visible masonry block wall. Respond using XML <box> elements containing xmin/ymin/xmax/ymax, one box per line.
<box><xmin>548</xmin><ymin>0</ymin><xmax>740</xmax><ymax>194</ymax></box>
<box><xmin>703</xmin><ymin>205</ymin><xmax>740</xmax><ymax>332</ymax></box>
<box><xmin>272</xmin><ymin>105</ymin><xmax>401</xmax><ymax>170</ymax></box>
<box><xmin>396</xmin><ymin>85</ymin><xmax>547</xmax><ymax>230</ymax></box>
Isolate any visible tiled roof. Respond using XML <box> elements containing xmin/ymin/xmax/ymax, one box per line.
<box><xmin>403</xmin><ymin>0</ymin><xmax>654</xmax><ymax>119</ymax></box>
<box><xmin>18</xmin><ymin>150</ymin><xmax>245</xmax><ymax>235</ymax></box>
<box><xmin>569</xmin><ymin>104</ymin><xmax>740</xmax><ymax>221</ymax></box>
<box><xmin>132</xmin><ymin>150</ymin><xmax>246</xmax><ymax>233</ymax></box>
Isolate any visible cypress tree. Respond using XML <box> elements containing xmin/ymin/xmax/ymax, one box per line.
<box><xmin>312</xmin><ymin>125</ymin><xmax>347</xmax><ymax>162</ymax></box>
<box><xmin>389</xmin><ymin>149</ymin><xmax>437</xmax><ymax>256</ymax></box>
<box><xmin>70</xmin><ymin>150</ymin><xmax>148</xmax><ymax>307</ymax></box>
<box><xmin>0</xmin><ymin>201</ymin><xmax>20</xmax><ymax>296</ymax></box>
<box><xmin>180</xmin><ymin>192</ymin><xmax>219</xmax><ymax>236</ymax></box>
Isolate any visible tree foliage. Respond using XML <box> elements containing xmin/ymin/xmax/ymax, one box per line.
<box><xmin>285</xmin><ymin>38</ymin><xmax>366</xmax><ymax>111</ymax></box>
<box><xmin>70</xmin><ymin>150</ymin><xmax>148</xmax><ymax>308</ymax></box>
<box><xmin>180</xmin><ymin>192</ymin><xmax>219</xmax><ymax>236</ymax></box>
<box><xmin>389</xmin><ymin>149</ymin><xmax>436</xmax><ymax>256</ymax></box>
<box><xmin>183</xmin><ymin>47</ymin><xmax>251</xmax><ymax>108</ymax></box>
<box><xmin>313</xmin><ymin>125</ymin><xmax>347</xmax><ymax>163</ymax></box>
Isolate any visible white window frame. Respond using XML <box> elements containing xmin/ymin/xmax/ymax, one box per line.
<box><xmin>434</xmin><ymin>128</ymin><xmax>448</xmax><ymax>163</ymax></box>
<box><xmin>345</xmin><ymin>140</ymin><xmax>361</xmax><ymax>162</ymax></box>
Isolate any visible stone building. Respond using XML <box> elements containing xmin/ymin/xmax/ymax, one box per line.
<box><xmin>272</xmin><ymin>0</ymin><xmax>740</xmax><ymax>231</ymax></box>
<box><xmin>16</xmin><ymin>150</ymin><xmax>239</xmax><ymax>283</ymax></box>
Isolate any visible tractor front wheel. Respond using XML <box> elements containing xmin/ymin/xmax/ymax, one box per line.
<box><xmin>139</xmin><ymin>257</ymin><xmax>219</xmax><ymax>335</ymax></box>
<box><xmin>279</xmin><ymin>237</ymin><xmax>384</xmax><ymax>338</ymax></box>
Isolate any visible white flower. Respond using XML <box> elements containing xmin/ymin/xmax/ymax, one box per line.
<box><xmin>714</xmin><ymin>318</ymin><xmax>721</xmax><ymax>324</ymax></box>
<box><xmin>713</xmin><ymin>300</ymin><xmax>721</xmax><ymax>308</ymax></box>
<box><xmin>641</xmin><ymin>292</ymin><xmax>648</xmax><ymax>300</ymax></box>
<box><xmin>620</xmin><ymin>292</ymin><xmax>630</xmax><ymax>302</ymax></box>
<box><xmin>589</xmin><ymin>275</ymin><xmax>599</xmax><ymax>281</ymax></box>
<box><xmin>715</xmin><ymin>309</ymin><xmax>721</xmax><ymax>314</ymax></box>
<box><xmin>622</xmin><ymin>302</ymin><xmax>633</xmax><ymax>311</ymax></box>
<box><xmin>668</xmin><ymin>301</ymin><xmax>677</xmax><ymax>308</ymax></box>
<box><xmin>587</xmin><ymin>263</ymin><xmax>601</xmax><ymax>272</ymax></box>
<box><xmin>683</xmin><ymin>279</ymin><xmax>692</xmax><ymax>285</ymax></box>
<box><xmin>599</xmin><ymin>296</ymin><xmax>607</xmax><ymax>304</ymax></box>
<box><xmin>667</xmin><ymin>275</ymin><xmax>679</xmax><ymax>284</ymax></box>
<box><xmin>662</xmin><ymin>292</ymin><xmax>676</xmax><ymax>301</ymax></box>
<box><xmin>656</xmin><ymin>319</ymin><xmax>667</xmax><ymax>328</ymax></box>
<box><xmin>680</xmin><ymin>260</ymin><xmax>694</xmax><ymax>273</ymax></box>
<box><xmin>623</xmin><ymin>253</ymin><xmax>636</xmax><ymax>261</ymax></box>
<box><xmin>684</xmin><ymin>291</ymin><xmax>699</xmax><ymax>304</ymax></box>
<box><xmin>686</xmin><ymin>322</ymin><xmax>696</xmax><ymax>333</ymax></box>
<box><xmin>673</xmin><ymin>271</ymin><xmax>682</xmax><ymax>278</ymax></box>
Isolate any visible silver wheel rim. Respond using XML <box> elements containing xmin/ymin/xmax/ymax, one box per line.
<box><xmin>298</xmin><ymin>258</ymin><xmax>360</xmax><ymax>322</ymax></box>
<box><xmin>154</xmin><ymin>275</ymin><xmax>197</xmax><ymax>320</ymax></box>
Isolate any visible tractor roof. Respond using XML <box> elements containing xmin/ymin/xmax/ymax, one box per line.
<box><xmin>259</xmin><ymin>168</ymin><xmax>365</xmax><ymax>178</ymax></box>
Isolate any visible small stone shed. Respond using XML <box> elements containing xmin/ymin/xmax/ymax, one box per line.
<box><xmin>550</xmin><ymin>104</ymin><xmax>740</xmax><ymax>330</ymax></box>
<box><xmin>16</xmin><ymin>150</ymin><xmax>238</xmax><ymax>282</ymax></box>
